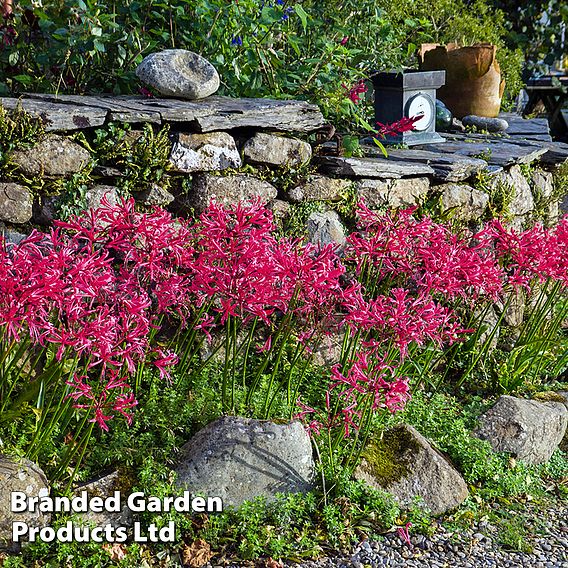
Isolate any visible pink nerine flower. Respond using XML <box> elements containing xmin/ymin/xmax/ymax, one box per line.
<box><xmin>343</xmin><ymin>79</ymin><xmax>367</xmax><ymax>104</ymax></box>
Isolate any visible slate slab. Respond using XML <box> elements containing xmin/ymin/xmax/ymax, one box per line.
<box><xmin>500</xmin><ymin>112</ymin><xmax>551</xmax><ymax>140</ymax></box>
<box><xmin>23</xmin><ymin>94</ymin><xmax>325</xmax><ymax>133</ymax></box>
<box><xmin>316</xmin><ymin>156</ymin><xmax>434</xmax><ymax>179</ymax></box>
<box><xmin>384</xmin><ymin>149</ymin><xmax>487</xmax><ymax>181</ymax></box>
<box><xmin>426</xmin><ymin>136</ymin><xmax>548</xmax><ymax>167</ymax></box>
<box><xmin>0</xmin><ymin>97</ymin><xmax>107</xmax><ymax>131</ymax></box>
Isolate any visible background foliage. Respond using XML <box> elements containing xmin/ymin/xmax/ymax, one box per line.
<box><xmin>0</xmin><ymin>0</ymin><xmax>538</xmax><ymax>123</ymax></box>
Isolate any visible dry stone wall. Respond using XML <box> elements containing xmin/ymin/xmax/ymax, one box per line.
<box><xmin>0</xmin><ymin>95</ymin><xmax>567</xmax><ymax>248</ymax></box>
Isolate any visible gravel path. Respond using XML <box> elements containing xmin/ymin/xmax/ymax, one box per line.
<box><xmin>284</xmin><ymin>502</ymin><xmax>568</xmax><ymax>568</ymax></box>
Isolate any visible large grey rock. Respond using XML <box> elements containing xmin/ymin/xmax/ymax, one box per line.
<box><xmin>11</xmin><ymin>135</ymin><xmax>90</xmax><ymax>176</ymax></box>
<box><xmin>306</xmin><ymin>211</ymin><xmax>346</xmax><ymax>249</ymax></box>
<box><xmin>438</xmin><ymin>183</ymin><xmax>489</xmax><ymax>221</ymax></box>
<box><xmin>0</xmin><ymin>456</ymin><xmax>50</xmax><ymax>551</ymax></box>
<box><xmin>355</xmin><ymin>424</ymin><xmax>468</xmax><ymax>515</ymax></box>
<box><xmin>474</xmin><ymin>395</ymin><xmax>568</xmax><ymax>464</ymax></box>
<box><xmin>243</xmin><ymin>133</ymin><xmax>312</xmax><ymax>167</ymax></box>
<box><xmin>0</xmin><ymin>183</ymin><xmax>33</xmax><ymax>224</ymax></box>
<box><xmin>190</xmin><ymin>173</ymin><xmax>277</xmax><ymax>213</ymax></box>
<box><xmin>354</xmin><ymin>178</ymin><xmax>430</xmax><ymax>209</ymax></box>
<box><xmin>135</xmin><ymin>49</ymin><xmax>219</xmax><ymax>99</ymax></box>
<box><xmin>288</xmin><ymin>175</ymin><xmax>351</xmax><ymax>203</ymax></box>
<box><xmin>490</xmin><ymin>165</ymin><xmax>534</xmax><ymax>217</ymax></box>
<box><xmin>462</xmin><ymin>115</ymin><xmax>509</xmax><ymax>133</ymax></box>
<box><xmin>85</xmin><ymin>184</ymin><xmax>119</xmax><ymax>210</ymax></box>
<box><xmin>170</xmin><ymin>132</ymin><xmax>241</xmax><ymax>172</ymax></box>
<box><xmin>174</xmin><ymin>417</ymin><xmax>314</xmax><ymax>508</ymax></box>
<box><xmin>73</xmin><ymin>471</ymin><xmax>132</xmax><ymax>528</ymax></box>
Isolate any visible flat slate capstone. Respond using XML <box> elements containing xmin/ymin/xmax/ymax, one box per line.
<box><xmin>135</xmin><ymin>49</ymin><xmax>220</xmax><ymax>99</ymax></box>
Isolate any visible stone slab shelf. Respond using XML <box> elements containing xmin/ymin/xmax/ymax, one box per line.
<box><xmin>0</xmin><ymin>94</ymin><xmax>326</xmax><ymax>133</ymax></box>
<box><xmin>315</xmin><ymin>156</ymin><xmax>436</xmax><ymax>179</ymax></box>
<box><xmin>318</xmin><ymin>112</ymin><xmax>567</xmax><ymax>182</ymax></box>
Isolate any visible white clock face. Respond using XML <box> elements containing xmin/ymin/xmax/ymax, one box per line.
<box><xmin>405</xmin><ymin>94</ymin><xmax>433</xmax><ymax>131</ymax></box>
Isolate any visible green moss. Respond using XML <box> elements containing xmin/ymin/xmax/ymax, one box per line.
<box><xmin>361</xmin><ymin>425</ymin><xmax>420</xmax><ymax>486</ymax></box>
<box><xmin>532</xmin><ymin>391</ymin><xmax>567</xmax><ymax>403</ymax></box>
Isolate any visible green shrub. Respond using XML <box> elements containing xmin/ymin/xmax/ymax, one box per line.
<box><xmin>0</xmin><ymin>0</ymin><xmax>522</xmax><ymax>124</ymax></box>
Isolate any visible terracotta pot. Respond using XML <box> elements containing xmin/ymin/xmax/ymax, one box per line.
<box><xmin>418</xmin><ymin>43</ymin><xmax>505</xmax><ymax>118</ymax></box>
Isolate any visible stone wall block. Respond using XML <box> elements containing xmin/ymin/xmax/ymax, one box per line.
<box><xmin>11</xmin><ymin>135</ymin><xmax>90</xmax><ymax>176</ymax></box>
<box><xmin>170</xmin><ymin>131</ymin><xmax>241</xmax><ymax>173</ymax></box>
<box><xmin>243</xmin><ymin>132</ymin><xmax>312</xmax><ymax>167</ymax></box>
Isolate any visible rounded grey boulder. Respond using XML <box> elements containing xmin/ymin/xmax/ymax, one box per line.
<box><xmin>0</xmin><ymin>455</ymin><xmax>50</xmax><ymax>551</ymax></box>
<box><xmin>136</xmin><ymin>50</ymin><xmax>220</xmax><ymax>100</ymax></box>
<box><xmin>174</xmin><ymin>417</ymin><xmax>314</xmax><ymax>509</ymax></box>
<box><xmin>474</xmin><ymin>395</ymin><xmax>567</xmax><ymax>465</ymax></box>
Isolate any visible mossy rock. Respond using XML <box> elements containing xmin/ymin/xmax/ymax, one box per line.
<box><xmin>355</xmin><ymin>424</ymin><xmax>469</xmax><ymax>515</ymax></box>
<box><xmin>359</xmin><ymin>424</ymin><xmax>421</xmax><ymax>486</ymax></box>
<box><xmin>533</xmin><ymin>391</ymin><xmax>567</xmax><ymax>405</ymax></box>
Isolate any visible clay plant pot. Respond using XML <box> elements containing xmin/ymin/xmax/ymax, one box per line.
<box><xmin>418</xmin><ymin>43</ymin><xmax>505</xmax><ymax>118</ymax></box>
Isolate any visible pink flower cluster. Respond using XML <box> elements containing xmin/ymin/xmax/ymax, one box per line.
<box><xmin>476</xmin><ymin>217</ymin><xmax>568</xmax><ymax>289</ymax></box>
<box><xmin>297</xmin><ymin>204</ymin><xmax>568</xmax><ymax>440</ymax></box>
<box><xmin>347</xmin><ymin>204</ymin><xmax>504</xmax><ymax>303</ymax></box>
<box><xmin>3</xmin><ymin>198</ymin><xmax>565</xmax><ymax>435</ymax></box>
<box><xmin>0</xmin><ymin>204</ymin><xmax>183</xmax><ymax>430</ymax></box>
<box><xmin>0</xmin><ymin>199</ymin><xmax>364</xmax><ymax>431</ymax></box>
<box><xmin>343</xmin><ymin>79</ymin><xmax>368</xmax><ymax>104</ymax></box>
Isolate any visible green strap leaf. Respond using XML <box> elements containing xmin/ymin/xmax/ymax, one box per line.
<box><xmin>294</xmin><ymin>4</ymin><xmax>309</xmax><ymax>31</ymax></box>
